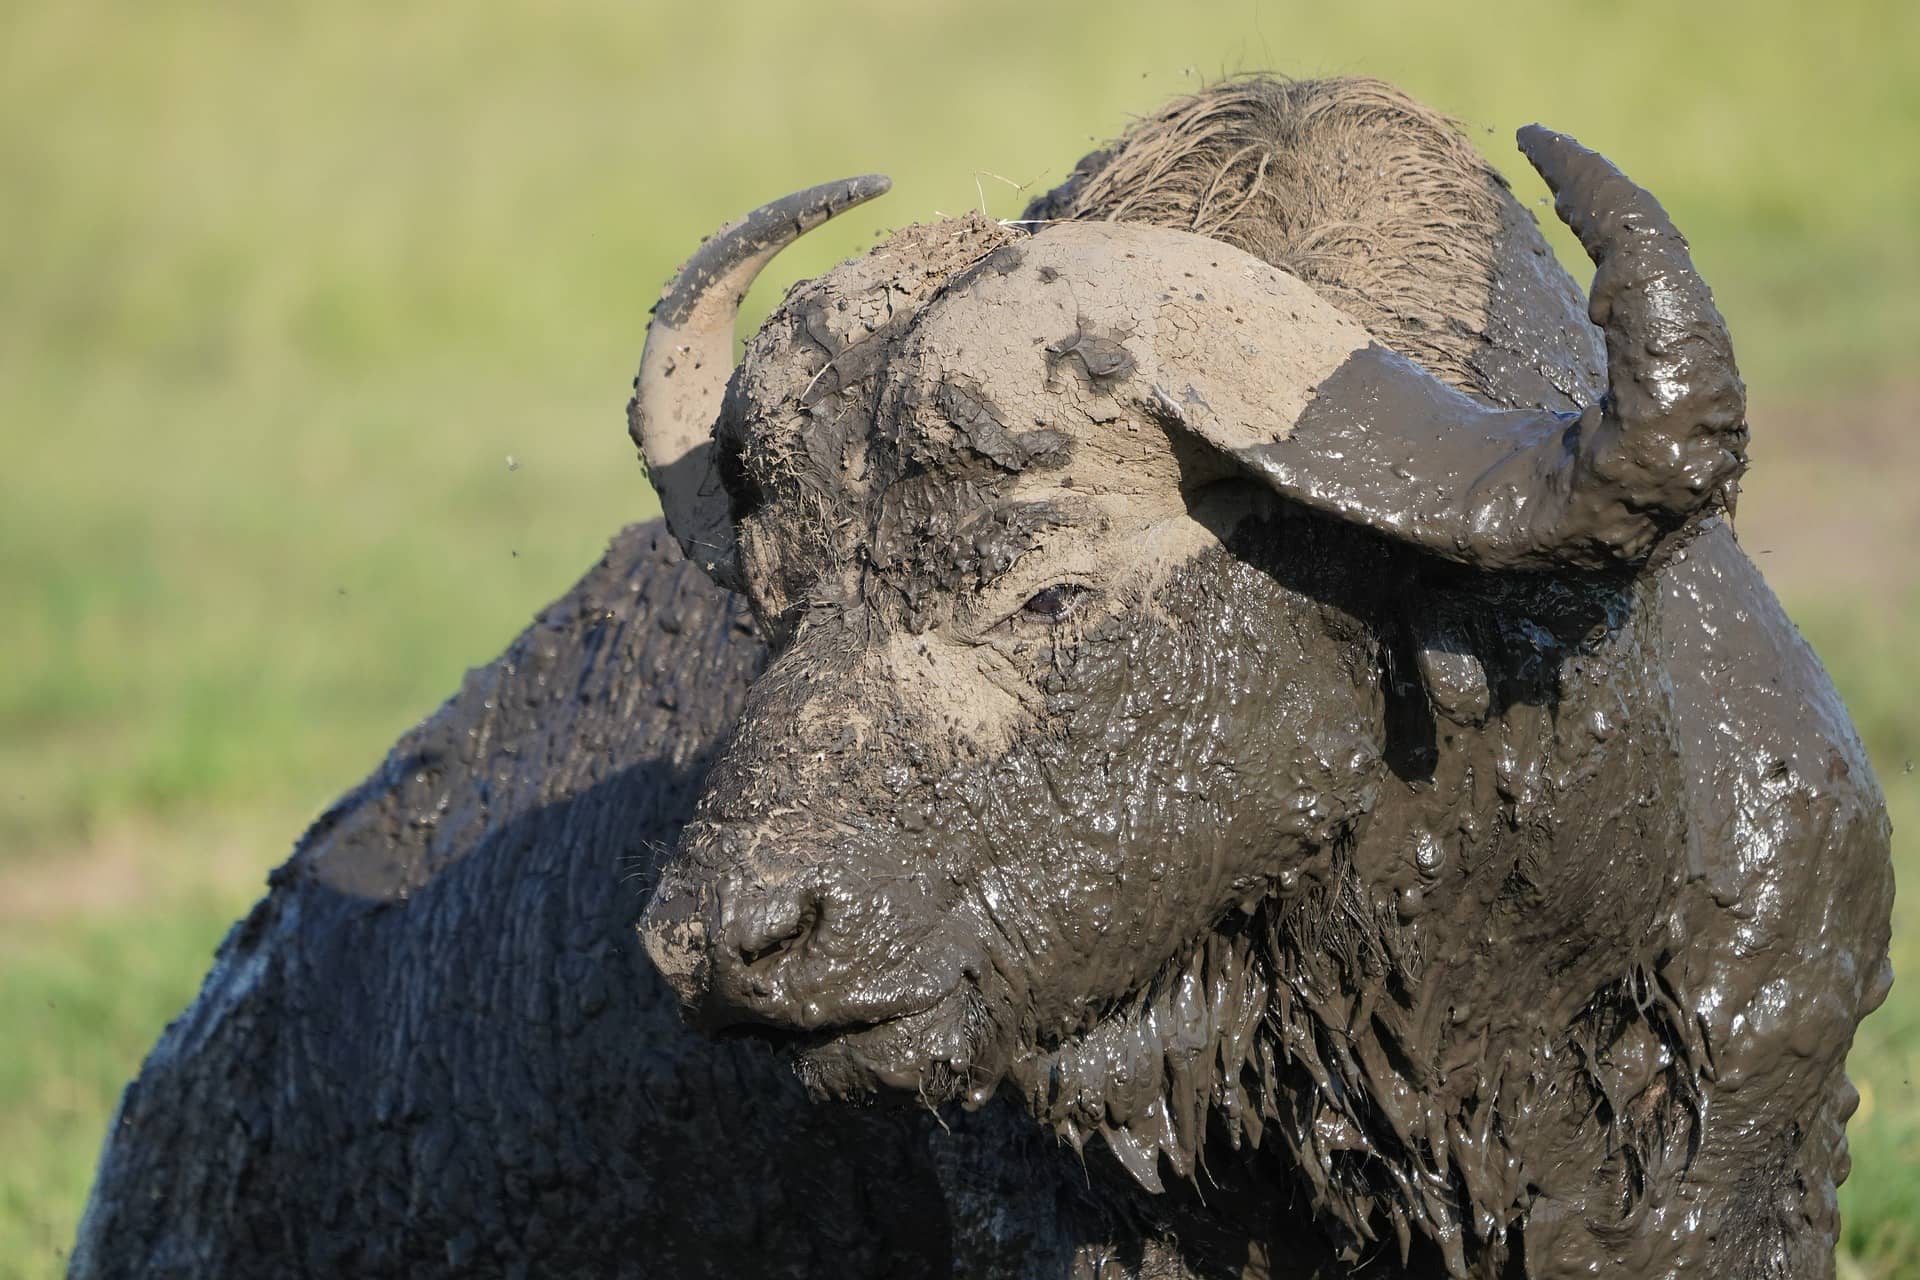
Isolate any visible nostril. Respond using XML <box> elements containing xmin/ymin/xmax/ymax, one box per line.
<box><xmin>732</xmin><ymin>887</ymin><xmax>824</xmax><ymax>970</ymax></box>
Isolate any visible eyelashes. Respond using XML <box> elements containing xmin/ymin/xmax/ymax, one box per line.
<box><xmin>1017</xmin><ymin>582</ymin><xmax>1094</xmax><ymax>625</ymax></box>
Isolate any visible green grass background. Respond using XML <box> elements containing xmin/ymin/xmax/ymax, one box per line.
<box><xmin>2</xmin><ymin>1</ymin><xmax>1914</xmax><ymax>1274</ymax></box>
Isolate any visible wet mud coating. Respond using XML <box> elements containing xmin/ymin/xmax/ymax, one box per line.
<box><xmin>72</xmin><ymin>527</ymin><xmax>1252</xmax><ymax>1279</ymax></box>
<box><xmin>76</xmin><ymin>77</ymin><xmax>1892</xmax><ymax>1280</ymax></box>
<box><xmin>637</xmin><ymin>77</ymin><xmax>1893</xmax><ymax>1278</ymax></box>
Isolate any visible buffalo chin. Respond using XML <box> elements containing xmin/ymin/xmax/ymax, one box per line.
<box><xmin>787</xmin><ymin>986</ymin><xmax>1002</xmax><ymax>1108</ymax></box>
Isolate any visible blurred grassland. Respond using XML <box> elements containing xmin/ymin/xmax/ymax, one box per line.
<box><xmin>1</xmin><ymin>1</ymin><xmax>1914</xmax><ymax>1275</ymax></box>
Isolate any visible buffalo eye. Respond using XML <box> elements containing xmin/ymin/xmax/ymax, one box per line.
<box><xmin>1019</xmin><ymin>583</ymin><xmax>1091</xmax><ymax>624</ymax></box>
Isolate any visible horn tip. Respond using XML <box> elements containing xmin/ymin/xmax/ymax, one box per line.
<box><xmin>770</xmin><ymin>173</ymin><xmax>892</xmax><ymax>239</ymax></box>
<box><xmin>833</xmin><ymin>173</ymin><xmax>893</xmax><ymax>211</ymax></box>
<box><xmin>1514</xmin><ymin>124</ymin><xmax>1582</xmax><ymax>171</ymax></box>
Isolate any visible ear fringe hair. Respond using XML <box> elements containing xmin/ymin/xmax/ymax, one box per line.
<box><xmin>1024</xmin><ymin>75</ymin><xmax>1507</xmax><ymax>396</ymax></box>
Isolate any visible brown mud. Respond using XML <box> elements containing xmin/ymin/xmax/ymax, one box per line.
<box><xmin>636</xmin><ymin>77</ymin><xmax>1893</xmax><ymax>1278</ymax></box>
<box><xmin>66</xmin><ymin>529</ymin><xmax>1222</xmax><ymax>1278</ymax></box>
<box><xmin>75</xmin><ymin>76</ymin><xmax>1896</xmax><ymax>1280</ymax></box>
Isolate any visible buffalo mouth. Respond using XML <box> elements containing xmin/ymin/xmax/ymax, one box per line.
<box><xmin>744</xmin><ymin>982</ymin><xmax>1004</xmax><ymax>1107</ymax></box>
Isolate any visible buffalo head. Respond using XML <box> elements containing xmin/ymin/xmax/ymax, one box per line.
<box><xmin>631</xmin><ymin>102</ymin><xmax>1746</xmax><ymax>1261</ymax></box>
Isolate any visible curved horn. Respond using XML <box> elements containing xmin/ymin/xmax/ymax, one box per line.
<box><xmin>629</xmin><ymin>175</ymin><xmax>892</xmax><ymax>585</ymax></box>
<box><xmin>1519</xmin><ymin>125</ymin><xmax>1748</xmax><ymax>531</ymax></box>
<box><xmin>1211</xmin><ymin>128</ymin><xmax>1746</xmax><ymax>570</ymax></box>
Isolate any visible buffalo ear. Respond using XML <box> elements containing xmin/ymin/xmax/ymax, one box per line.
<box><xmin>1152</xmin><ymin>127</ymin><xmax>1743</xmax><ymax>573</ymax></box>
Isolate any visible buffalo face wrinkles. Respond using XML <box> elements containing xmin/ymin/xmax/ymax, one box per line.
<box><xmin>639</xmin><ymin>219</ymin><xmax>1373</xmax><ymax>1073</ymax></box>
<box><xmin>642</xmin><ymin>252</ymin><xmax>1388</xmax><ymax>1101</ymax></box>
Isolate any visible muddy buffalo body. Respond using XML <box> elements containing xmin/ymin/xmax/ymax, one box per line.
<box><xmin>71</xmin><ymin>529</ymin><xmax>1197</xmax><ymax>1278</ymax></box>
<box><xmin>78</xmin><ymin>79</ymin><xmax>1890</xmax><ymax>1279</ymax></box>
<box><xmin>633</xmin><ymin>78</ymin><xmax>1892</xmax><ymax>1276</ymax></box>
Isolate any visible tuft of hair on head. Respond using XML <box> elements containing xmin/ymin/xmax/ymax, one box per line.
<box><xmin>1024</xmin><ymin>75</ymin><xmax>1507</xmax><ymax>394</ymax></box>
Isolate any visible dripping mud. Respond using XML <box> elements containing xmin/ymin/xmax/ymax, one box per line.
<box><xmin>73</xmin><ymin>74</ymin><xmax>1895</xmax><ymax>1280</ymax></box>
<box><xmin>638</xmin><ymin>77</ymin><xmax>1892</xmax><ymax>1279</ymax></box>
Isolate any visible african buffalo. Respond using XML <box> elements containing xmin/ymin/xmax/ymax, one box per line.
<box><xmin>74</xmin><ymin>78</ymin><xmax>1891</xmax><ymax>1280</ymax></box>
<box><xmin>636</xmin><ymin>78</ymin><xmax>1893</xmax><ymax>1278</ymax></box>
